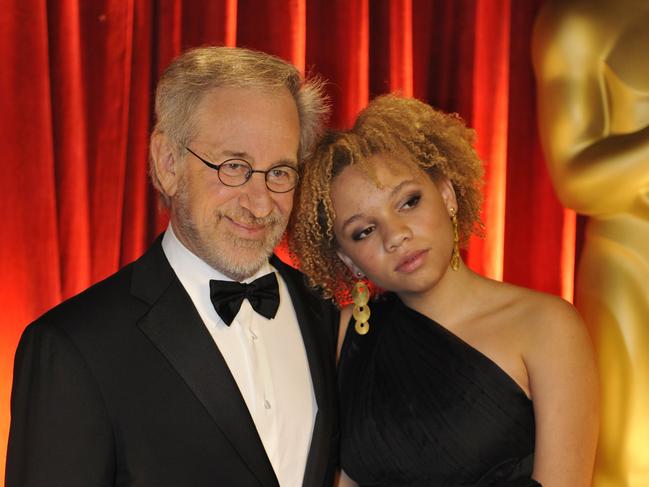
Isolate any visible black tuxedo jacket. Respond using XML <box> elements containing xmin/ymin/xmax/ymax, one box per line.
<box><xmin>6</xmin><ymin>238</ymin><xmax>338</xmax><ymax>487</ymax></box>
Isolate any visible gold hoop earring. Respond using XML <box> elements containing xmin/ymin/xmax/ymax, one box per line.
<box><xmin>352</xmin><ymin>280</ymin><xmax>371</xmax><ymax>335</ymax></box>
<box><xmin>449</xmin><ymin>208</ymin><xmax>461</xmax><ymax>271</ymax></box>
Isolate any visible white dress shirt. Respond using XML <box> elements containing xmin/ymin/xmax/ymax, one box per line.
<box><xmin>162</xmin><ymin>225</ymin><xmax>316</xmax><ymax>486</ymax></box>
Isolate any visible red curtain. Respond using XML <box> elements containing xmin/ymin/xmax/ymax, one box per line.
<box><xmin>1</xmin><ymin>0</ymin><xmax>569</xmax><ymax>473</ymax></box>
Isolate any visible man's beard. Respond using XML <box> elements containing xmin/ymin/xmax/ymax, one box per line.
<box><xmin>172</xmin><ymin>176</ymin><xmax>287</xmax><ymax>281</ymax></box>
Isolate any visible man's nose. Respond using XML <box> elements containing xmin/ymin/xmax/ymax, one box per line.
<box><xmin>237</xmin><ymin>173</ymin><xmax>274</xmax><ymax>218</ymax></box>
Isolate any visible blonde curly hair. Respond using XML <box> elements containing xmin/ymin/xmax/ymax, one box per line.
<box><xmin>290</xmin><ymin>94</ymin><xmax>484</xmax><ymax>303</ymax></box>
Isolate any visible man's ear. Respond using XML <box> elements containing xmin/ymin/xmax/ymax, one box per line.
<box><xmin>336</xmin><ymin>249</ymin><xmax>364</xmax><ymax>278</ymax></box>
<box><xmin>435</xmin><ymin>175</ymin><xmax>458</xmax><ymax>214</ymax></box>
<box><xmin>150</xmin><ymin>132</ymin><xmax>182</xmax><ymax>198</ymax></box>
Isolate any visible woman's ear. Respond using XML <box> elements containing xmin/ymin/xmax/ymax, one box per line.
<box><xmin>150</xmin><ymin>132</ymin><xmax>182</xmax><ymax>198</ymax></box>
<box><xmin>435</xmin><ymin>175</ymin><xmax>458</xmax><ymax>214</ymax></box>
<box><xmin>336</xmin><ymin>249</ymin><xmax>365</xmax><ymax>278</ymax></box>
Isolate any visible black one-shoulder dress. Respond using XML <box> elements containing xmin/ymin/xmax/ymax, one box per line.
<box><xmin>338</xmin><ymin>293</ymin><xmax>541</xmax><ymax>487</ymax></box>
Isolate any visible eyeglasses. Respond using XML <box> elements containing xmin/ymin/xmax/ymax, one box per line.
<box><xmin>184</xmin><ymin>147</ymin><xmax>299</xmax><ymax>193</ymax></box>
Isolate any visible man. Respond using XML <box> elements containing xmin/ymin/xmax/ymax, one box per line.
<box><xmin>6</xmin><ymin>46</ymin><xmax>337</xmax><ymax>487</ymax></box>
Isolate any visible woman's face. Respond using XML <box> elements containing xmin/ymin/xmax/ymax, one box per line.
<box><xmin>332</xmin><ymin>153</ymin><xmax>457</xmax><ymax>298</ymax></box>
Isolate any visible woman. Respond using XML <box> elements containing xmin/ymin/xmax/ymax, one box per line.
<box><xmin>290</xmin><ymin>95</ymin><xmax>598</xmax><ymax>487</ymax></box>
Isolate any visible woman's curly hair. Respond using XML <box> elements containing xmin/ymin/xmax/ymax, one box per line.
<box><xmin>289</xmin><ymin>94</ymin><xmax>484</xmax><ymax>304</ymax></box>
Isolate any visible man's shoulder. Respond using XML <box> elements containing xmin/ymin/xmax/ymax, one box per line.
<box><xmin>34</xmin><ymin>261</ymin><xmax>138</xmax><ymax>329</ymax></box>
<box><xmin>33</xmin><ymin>240</ymin><xmax>171</xmax><ymax>336</ymax></box>
<box><xmin>272</xmin><ymin>256</ymin><xmax>330</xmax><ymax>304</ymax></box>
<box><xmin>272</xmin><ymin>256</ymin><xmax>304</xmax><ymax>284</ymax></box>
<box><xmin>272</xmin><ymin>255</ymin><xmax>339</xmax><ymax>339</ymax></box>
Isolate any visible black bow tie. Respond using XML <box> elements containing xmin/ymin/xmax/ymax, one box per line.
<box><xmin>209</xmin><ymin>273</ymin><xmax>280</xmax><ymax>326</ymax></box>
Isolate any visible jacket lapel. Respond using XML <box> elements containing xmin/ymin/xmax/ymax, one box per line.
<box><xmin>132</xmin><ymin>241</ymin><xmax>279</xmax><ymax>487</ymax></box>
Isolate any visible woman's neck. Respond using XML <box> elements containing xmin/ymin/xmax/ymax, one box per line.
<box><xmin>397</xmin><ymin>263</ymin><xmax>486</xmax><ymax>330</ymax></box>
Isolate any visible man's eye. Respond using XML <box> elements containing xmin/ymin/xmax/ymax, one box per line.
<box><xmin>221</xmin><ymin>161</ymin><xmax>249</xmax><ymax>174</ymax></box>
<box><xmin>352</xmin><ymin>226</ymin><xmax>375</xmax><ymax>241</ymax></box>
<box><xmin>269</xmin><ymin>168</ymin><xmax>290</xmax><ymax>179</ymax></box>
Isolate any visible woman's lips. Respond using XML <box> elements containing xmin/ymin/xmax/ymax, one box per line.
<box><xmin>395</xmin><ymin>249</ymin><xmax>429</xmax><ymax>273</ymax></box>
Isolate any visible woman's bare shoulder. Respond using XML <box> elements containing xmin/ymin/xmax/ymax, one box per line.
<box><xmin>488</xmin><ymin>280</ymin><xmax>583</xmax><ymax>333</ymax></box>
<box><xmin>487</xmin><ymin>281</ymin><xmax>593</xmax><ymax>379</ymax></box>
<box><xmin>467</xmin><ymin>279</ymin><xmax>587</xmax><ymax>367</ymax></box>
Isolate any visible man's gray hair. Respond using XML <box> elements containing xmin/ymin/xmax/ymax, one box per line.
<box><xmin>150</xmin><ymin>46</ymin><xmax>329</xmax><ymax>205</ymax></box>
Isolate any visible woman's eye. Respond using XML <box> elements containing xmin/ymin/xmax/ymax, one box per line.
<box><xmin>402</xmin><ymin>194</ymin><xmax>421</xmax><ymax>209</ymax></box>
<box><xmin>352</xmin><ymin>226</ymin><xmax>375</xmax><ymax>241</ymax></box>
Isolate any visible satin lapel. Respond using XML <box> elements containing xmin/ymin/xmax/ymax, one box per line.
<box><xmin>133</xmin><ymin>243</ymin><xmax>278</xmax><ymax>487</ymax></box>
<box><xmin>271</xmin><ymin>257</ymin><xmax>332</xmax><ymax>487</ymax></box>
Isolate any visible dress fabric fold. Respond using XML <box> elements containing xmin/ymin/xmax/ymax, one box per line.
<box><xmin>338</xmin><ymin>293</ymin><xmax>541</xmax><ymax>487</ymax></box>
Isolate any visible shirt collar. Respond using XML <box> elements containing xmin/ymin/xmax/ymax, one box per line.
<box><xmin>162</xmin><ymin>224</ymin><xmax>274</xmax><ymax>289</ymax></box>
